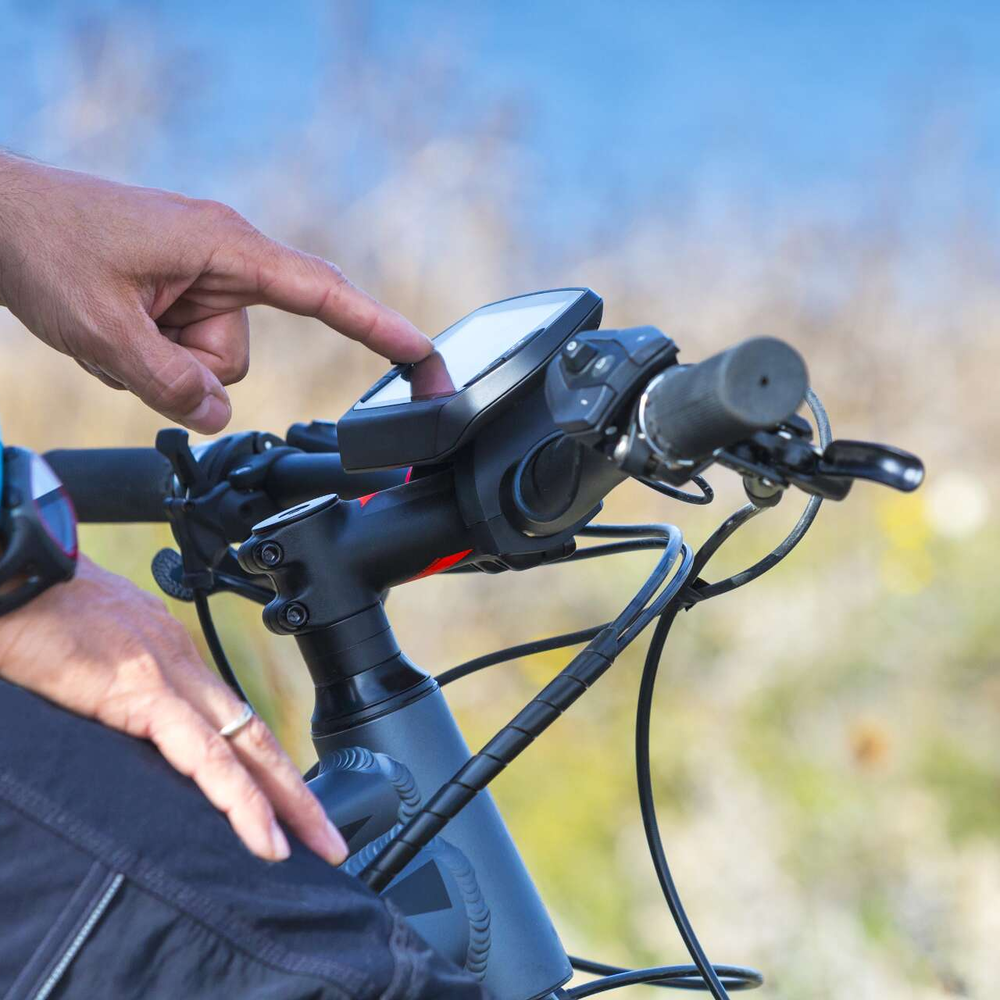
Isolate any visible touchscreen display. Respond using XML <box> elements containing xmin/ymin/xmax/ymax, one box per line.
<box><xmin>356</xmin><ymin>289</ymin><xmax>582</xmax><ymax>408</ymax></box>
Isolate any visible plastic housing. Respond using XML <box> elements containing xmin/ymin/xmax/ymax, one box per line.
<box><xmin>337</xmin><ymin>289</ymin><xmax>603</xmax><ymax>471</ymax></box>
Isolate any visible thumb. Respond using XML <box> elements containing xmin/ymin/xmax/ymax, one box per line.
<box><xmin>94</xmin><ymin>315</ymin><xmax>232</xmax><ymax>433</ymax></box>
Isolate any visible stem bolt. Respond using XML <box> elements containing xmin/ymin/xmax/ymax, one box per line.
<box><xmin>282</xmin><ymin>602</ymin><xmax>309</xmax><ymax>629</ymax></box>
<box><xmin>256</xmin><ymin>541</ymin><xmax>284</xmax><ymax>567</ymax></box>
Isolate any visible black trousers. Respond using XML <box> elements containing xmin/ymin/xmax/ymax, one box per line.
<box><xmin>0</xmin><ymin>679</ymin><xmax>489</xmax><ymax>999</ymax></box>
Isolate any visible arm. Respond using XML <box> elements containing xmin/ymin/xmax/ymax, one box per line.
<box><xmin>0</xmin><ymin>556</ymin><xmax>348</xmax><ymax>865</ymax></box>
<box><xmin>0</xmin><ymin>155</ymin><xmax>427</xmax><ymax>863</ymax></box>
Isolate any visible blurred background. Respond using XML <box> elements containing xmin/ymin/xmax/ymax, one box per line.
<box><xmin>1</xmin><ymin>1</ymin><xmax>997</xmax><ymax>996</ymax></box>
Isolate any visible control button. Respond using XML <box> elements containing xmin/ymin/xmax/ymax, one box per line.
<box><xmin>359</xmin><ymin>369</ymin><xmax>403</xmax><ymax>402</ymax></box>
<box><xmin>465</xmin><ymin>355</ymin><xmax>505</xmax><ymax>385</ymax></box>
<box><xmin>501</xmin><ymin>329</ymin><xmax>541</xmax><ymax>361</ymax></box>
<box><xmin>620</xmin><ymin>327</ymin><xmax>673</xmax><ymax>365</ymax></box>
<box><xmin>561</xmin><ymin>339</ymin><xmax>599</xmax><ymax>374</ymax></box>
<box><xmin>558</xmin><ymin>385</ymin><xmax>616</xmax><ymax>433</ymax></box>
<box><xmin>590</xmin><ymin>353</ymin><xmax>617</xmax><ymax>378</ymax></box>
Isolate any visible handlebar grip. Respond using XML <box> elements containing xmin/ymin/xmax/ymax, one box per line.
<box><xmin>643</xmin><ymin>336</ymin><xmax>808</xmax><ymax>460</ymax></box>
<box><xmin>44</xmin><ymin>448</ymin><xmax>172</xmax><ymax>522</ymax></box>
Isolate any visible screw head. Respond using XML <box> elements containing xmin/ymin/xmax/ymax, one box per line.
<box><xmin>257</xmin><ymin>541</ymin><xmax>283</xmax><ymax>567</ymax></box>
<box><xmin>282</xmin><ymin>602</ymin><xmax>308</xmax><ymax>629</ymax></box>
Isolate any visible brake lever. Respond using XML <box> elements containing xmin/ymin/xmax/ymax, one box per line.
<box><xmin>717</xmin><ymin>425</ymin><xmax>924</xmax><ymax>502</ymax></box>
<box><xmin>155</xmin><ymin>429</ymin><xmax>292</xmax><ymax>593</ymax></box>
<box><xmin>816</xmin><ymin>440</ymin><xmax>924</xmax><ymax>492</ymax></box>
<box><xmin>156</xmin><ymin>428</ymin><xmax>207</xmax><ymax>495</ymax></box>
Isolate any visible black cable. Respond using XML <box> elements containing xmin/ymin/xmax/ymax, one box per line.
<box><xmin>574</xmin><ymin>502</ymin><xmax>777</xmax><ymax>998</ymax></box>
<box><xmin>568</xmin><ymin>518</ymin><xmax>767</xmax><ymax>998</ymax></box>
<box><xmin>580</xmin><ymin>522</ymin><xmax>680</xmax><ymax>539</ymax></box>
<box><xmin>570</xmin><ymin>957</ymin><xmax>679</xmax><ymax>991</ymax></box>
<box><xmin>617</xmin><ymin>545</ymin><xmax>693</xmax><ymax>646</ymax></box>
<box><xmin>437</xmin><ymin>526</ymin><xmax>678</xmax><ymax>680</ymax></box>
<box><xmin>212</xmin><ymin>571</ymin><xmax>273</xmax><ymax>605</ymax></box>
<box><xmin>189</xmin><ymin>393</ymin><xmax>832</xmax><ymax>994</ymax></box>
<box><xmin>360</xmin><ymin>525</ymin><xmax>690</xmax><ymax>892</ymax></box>
<box><xmin>436</xmin><ymin>624</ymin><xmax>610</xmax><ymax>687</ymax></box>
<box><xmin>567</xmin><ymin>956</ymin><xmax>763</xmax><ymax>996</ymax></box>
<box><xmin>562</xmin><ymin>539</ymin><xmax>673</xmax><ymax>562</ymax></box>
<box><xmin>561</xmin><ymin>498</ymin><xmax>791</xmax><ymax>997</ymax></box>
<box><xmin>638</xmin><ymin>474</ymin><xmax>715</xmax><ymax>506</ymax></box>
<box><xmin>637</xmin><ymin>606</ymin><xmax>754</xmax><ymax>999</ymax></box>
<box><xmin>431</xmin><ymin>422</ymin><xmax>832</xmax><ymax>996</ymax></box>
<box><xmin>687</xmin><ymin>387</ymin><xmax>831</xmax><ymax>603</ymax></box>
<box><xmin>580</xmin><ymin>446</ymin><xmax>833</xmax><ymax>997</ymax></box>
<box><xmin>687</xmin><ymin>505</ymin><xmax>764</xmax><ymax>577</ymax></box>
<box><xmin>604</xmin><ymin>527</ymin><xmax>688</xmax><ymax>639</ymax></box>
<box><xmin>691</xmin><ymin>496</ymin><xmax>819</xmax><ymax>601</ymax></box>
<box><xmin>565</xmin><ymin>576</ymin><xmax>764</xmax><ymax>998</ymax></box>
<box><xmin>193</xmin><ymin>589</ymin><xmax>252</xmax><ymax>706</ymax></box>
<box><xmin>805</xmin><ymin>386</ymin><xmax>833</xmax><ymax>446</ymax></box>
<box><xmin>443</xmin><ymin>523</ymin><xmax>680</xmax><ymax>574</ymax></box>
<box><xmin>442</xmin><ymin>538</ymin><xmax>666</xmax><ymax>573</ymax></box>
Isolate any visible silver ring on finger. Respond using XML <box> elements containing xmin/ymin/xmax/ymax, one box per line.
<box><xmin>219</xmin><ymin>703</ymin><xmax>254</xmax><ymax>739</ymax></box>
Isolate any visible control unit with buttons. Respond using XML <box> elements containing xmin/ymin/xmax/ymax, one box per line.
<box><xmin>544</xmin><ymin>326</ymin><xmax>679</xmax><ymax>445</ymax></box>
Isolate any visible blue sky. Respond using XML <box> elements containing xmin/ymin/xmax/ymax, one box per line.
<box><xmin>3</xmin><ymin>0</ymin><xmax>999</xmax><ymax>236</ymax></box>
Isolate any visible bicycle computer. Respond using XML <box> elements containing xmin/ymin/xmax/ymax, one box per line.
<box><xmin>338</xmin><ymin>288</ymin><xmax>602</xmax><ymax>471</ymax></box>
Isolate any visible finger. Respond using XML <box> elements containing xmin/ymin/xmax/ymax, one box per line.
<box><xmin>229</xmin><ymin>715</ymin><xmax>348</xmax><ymax>865</ymax></box>
<box><xmin>90</xmin><ymin>313</ymin><xmax>232</xmax><ymax>433</ymax></box>
<box><xmin>244</xmin><ymin>240</ymin><xmax>431</xmax><ymax>362</ymax></box>
<box><xmin>158</xmin><ymin>308</ymin><xmax>250</xmax><ymax>386</ymax></box>
<box><xmin>163</xmin><ymin>661</ymin><xmax>348</xmax><ymax>865</ymax></box>
<box><xmin>145</xmin><ymin>691</ymin><xmax>291</xmax><ymax>861</ymax></box>
<box><xmin>154</xmin><ymin>639</ymin><xmax>348</xmax><ymax>865</ymax></box>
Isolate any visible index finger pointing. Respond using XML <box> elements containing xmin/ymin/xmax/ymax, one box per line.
<box><xmin>255</xmin><ymin>242</ymin><xmax>431</xmax><ymax>362</ymax></box>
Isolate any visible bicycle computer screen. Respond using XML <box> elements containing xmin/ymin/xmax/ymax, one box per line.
<box><xmin>339</xmin><ymin>287</ymin><xmax>602</xmax><ymax>471</ymax></box>
<box><xmin>356</xmin><ymin>289</ymin><xmax>582</xmax><ymax>409</ymax></box>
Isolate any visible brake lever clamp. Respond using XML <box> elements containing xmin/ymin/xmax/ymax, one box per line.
<box><xmin>153</xmin><ymin>429</ymin><xmax>292</xmax><ymax>596</ymax></box>
<box><xmin>610</xmin><ymin>403</ymin><xmax>714</xmax><ymax>487</ymax></box>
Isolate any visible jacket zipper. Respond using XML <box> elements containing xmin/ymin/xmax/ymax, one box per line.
<box><xmin>30</xmin><ymin>873</ymin><xmax>124</xmax><ymax>1000</ymax></box>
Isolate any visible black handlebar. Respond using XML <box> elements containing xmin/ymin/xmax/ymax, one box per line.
<box><xmin>44</xmin><ymin>446</ymin><xmax>406</xmax><ymax>525</ymax></box>
<box><xmin>642</xmin><ymin>336</ymin><xmax>808</xmax><ymax>460</ymax></box>
<box><xmin>265</xmin><ymin>453</ymin><xmax>403</xmax><ymax>507</ymax></box>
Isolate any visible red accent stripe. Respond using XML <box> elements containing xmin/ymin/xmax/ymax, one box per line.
<box><xmin>408</xmin><ymin>548</ymin><xmax>473</xmax><ymax>581</ymax></box>
<box><xmin>404</xmin><ymin>466</ymin><xmax>414</xmax><ymax>483</ymax></box>
<box><xmin>357</xmin><ymin>492</ymin><xmax>378</xmax><ymax>507</ymax></box>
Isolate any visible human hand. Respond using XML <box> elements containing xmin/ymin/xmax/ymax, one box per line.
<box><xmin>0</xmin><ymin>153</ymin><xmax>430</xmax><ymax>433</ymax></box>
<box><xmin>0</xmin><ymin>554</ymin><xmax>347</xmax><ymax>865</ymax></box>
